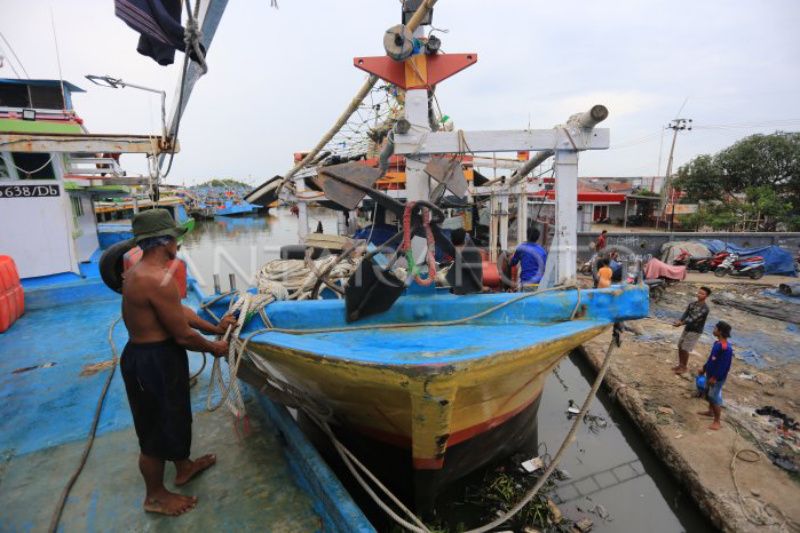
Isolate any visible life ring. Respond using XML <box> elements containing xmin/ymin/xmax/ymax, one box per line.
<box><xmin>99</xmin><ymin>239</ymin><xmax>135</xmax><ymax>294</ymax></box>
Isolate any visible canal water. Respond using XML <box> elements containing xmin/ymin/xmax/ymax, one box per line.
<box><xmin>181</xmin><ymin>213</ymin><xmax>714</xmax><ymax>532</ymax></box>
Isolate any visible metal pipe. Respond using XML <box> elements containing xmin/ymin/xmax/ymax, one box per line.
<box><xmin>228</xmin><ymin>273</ymin><xmax>237</xmax><ymax>292</ymax></box>
<box><xmin>566</xmin><ymin>105</ymin><xmax>609</xmax><ymax>130</ymax></box>
<box><xmin>509</xmin><ymin>105</ymin><xmax>609</xmax><ymax>185</ymax></box>
<box><xmin>213</xmin><ymin>274</ymin><xmax>221</xmax><ymax>294</ymax></box>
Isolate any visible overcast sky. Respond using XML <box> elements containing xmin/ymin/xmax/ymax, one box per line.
<box><xmin>3</xmin><ymin>0</ymin><xmax>800</xmax><ymax>186</ymax></box>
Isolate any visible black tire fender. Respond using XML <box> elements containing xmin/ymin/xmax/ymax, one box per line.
<box><xmin>99</xmin><ymin>240</ymin><xmax>136</xmax><ymax>293</ymax></box>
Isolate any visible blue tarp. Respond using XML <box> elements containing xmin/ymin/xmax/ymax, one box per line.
<box><xmin>700</xmin><ymin>240</ymin><xmax>797</xmax><ymax>276</ymax></box>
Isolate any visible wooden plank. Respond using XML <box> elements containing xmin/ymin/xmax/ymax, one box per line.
<box><xmin>0</xmin><ymin>133</ymin><xmax>178</xmax><ymax>154</ymax></box>
<box><xmin>394</xmin><ymin>128</ymin><xmax>610</xmax><ymax>155</ymax></box>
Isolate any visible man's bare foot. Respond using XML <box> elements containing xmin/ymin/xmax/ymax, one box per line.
<box><xmin>143</xmin><ymin>489</ymin><xmax>197</xmax><ymax>516</ymax></box>
<box><xmin>175</xmin><ymin>454</ymin><xmax>216</xmax><ymax>486</ymax></box>
<box><xmin>671</xmin><ymin>365</ymin><xmax>682</xmax><ymax>371</ymax></box>
<box><xmin>673</xmin><ymin>366</ymin><xmax>688</xmax><ymax>375</ymax></box>
<box><xmin>697</xmin><ymin>410</ymin><xmax>714</xmax><ymax>417</ymax></box>
<box><xmin>709</xmin><ymin>421</ymin><xmax>721</xmax><ymax>430</ymax></box>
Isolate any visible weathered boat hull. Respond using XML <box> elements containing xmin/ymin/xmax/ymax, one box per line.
<box><xmin>213</xmin><ymin>285</ymin><xmax>647</xmax><ymax>505</ymax></box>
<box><xmin>245</xmin><ymin>321</ymin><xmax>606</xmax><ymax>472</ymax></box>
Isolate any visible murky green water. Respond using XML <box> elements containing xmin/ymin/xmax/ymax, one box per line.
<box><xmin>180</xmin><ymin>208</ymin><xmax>337</xmax><ymax>294</ymax></box>
<box><xmin>181</xmin><ymin>212</ymin><xmax>714</xmax><ymax>532</ymax></box>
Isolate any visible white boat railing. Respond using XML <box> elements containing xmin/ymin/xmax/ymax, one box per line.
<box><xmin>66</xmin><ymin>156</ymin><xmax>125</xmax><ymax>177</ymax></box>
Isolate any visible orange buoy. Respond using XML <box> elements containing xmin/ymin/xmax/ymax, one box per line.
<box><xmin>0</xmin><ymin>255</ymin><xmax>24</xmax><ymax>333</ymax></box>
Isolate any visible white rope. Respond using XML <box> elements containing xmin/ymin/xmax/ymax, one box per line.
<box><xmin>183</xmin><ymin>0</ymin><xmax>207</xmax><ymax>74</ymax></box>
<box><xmin>12</xmin><ymin>154</ymin><xmax>54</xmax><ymax>177</ymax></box>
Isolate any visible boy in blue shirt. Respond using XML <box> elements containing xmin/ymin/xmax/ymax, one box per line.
<box><xmin>510</xmin><ymin>227</ymin><xmax>548</xmax><ymax>289</ymax></box>
<box><xmin>698</xmin><ymin>321</ymin><xmax>733</xmax><ymax>430</ymax></box>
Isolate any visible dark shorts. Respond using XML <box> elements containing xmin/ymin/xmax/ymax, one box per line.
<box><xmin>121</xmin><ymin>339</ymin><xmax>192</xmax><ymax>461</ymax></box>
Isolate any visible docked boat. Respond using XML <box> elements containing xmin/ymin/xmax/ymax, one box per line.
<box><xmin>204</xmin><ymin>283</ymin><xmax>646</xmax><ymax>506</ymax></box>
<box><xmin>221</xmin><ymin>1</ymin><xmax>649</xmax><ymax>513</ymax></box>
<box><xmin>213</xmin><ymin>197</ymin><xmax>259</xmax><ymax>216</ymax></box>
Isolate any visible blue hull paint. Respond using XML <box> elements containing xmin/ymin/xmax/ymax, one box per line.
<box><xmin>203</xmin><ymin>285</ymin><xmax>649</xmax><ymax>365</ymax></box>
<box><xmin>213</xmin><ymin>199</ymin><xmax>259</xmax><ymax>217</ymax></box>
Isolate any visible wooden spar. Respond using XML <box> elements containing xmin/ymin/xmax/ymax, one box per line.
<box><xmin>0</xmin><ymin>132</ymin><xmax>178</xmax><ymax>154</ymax></box>
<box><xmin>248</xmin><ymin>0</ymin><xmax>440</xmax><ymax>207</ymax></box>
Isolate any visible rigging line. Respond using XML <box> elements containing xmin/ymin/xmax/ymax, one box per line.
<box><xmin>0</xmin><ymin>42</ymin><xmax>21</xmax><ymax>78</ymax></box>
<box><xmin>0</xmin><ymin>31</ymin><xmax>30</xmax><ymax>78</ymax></box>
<box><xmin>160</xmin><ymin>0</ymin><xmax>202</xmax><ymax>180</ymax></box>
<box><xmin>674</xmin><ymin>96</ymin><xmax>689</xmax><ymax>119</ymax></box>
<box><xmin>49</xmin><ymin>5</ymin><xmax>68</xmax><ymax>112</ymax></box>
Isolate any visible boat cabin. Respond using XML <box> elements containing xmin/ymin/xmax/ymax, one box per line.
<box><xmin>0</xmin><ymin>77</ymin><xmax>172</xmax><ymax>280</ymax></box>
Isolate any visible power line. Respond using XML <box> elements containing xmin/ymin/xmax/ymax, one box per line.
<box><xmin>0</xmin><ymin>42</ymin><xmax>21</xmax><ymax>78</ymax></box>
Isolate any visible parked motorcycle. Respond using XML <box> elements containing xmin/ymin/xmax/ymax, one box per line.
<box><xmin>673</xmin><ymin>248</ymin><xmax>712</xmax><ymax>271</ymax></box>
<box><xmin>714</xmin><ymin>252</ymin><xmax>765</xmax><ymax>279</ymax></box>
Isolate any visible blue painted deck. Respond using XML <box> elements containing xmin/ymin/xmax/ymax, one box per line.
<box><xmin>0</xmin><ymin>275</ymin><xmax>373</xmax><ymax>531</ymax></box>
<box><xmin>213</xmin><ymin>285</ymin><xmax>648</xmax><ymax>365</ymax></box>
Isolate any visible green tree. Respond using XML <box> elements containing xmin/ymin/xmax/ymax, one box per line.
<box><xmin>674</xmin><ymin>132</ymin><xmax>800</xmax><ymax>230</ymax></box>
<box><xmin>674</xmin><ymin>132</ymin><xmax>800</xmax><ymax>202</ymax></box>
<box><xmin>674</xmin><ymin>154</ymin><xmax>721</xmax><ymax>200</ymax></box>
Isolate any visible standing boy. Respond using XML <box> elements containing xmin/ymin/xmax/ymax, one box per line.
<box><xmin>698</xmin><ymin>321</ymin><xmax>733</xmax><ymax>430</ymax></box>
<box><xmin>672</xmin><ymin>286</ymin><xmax>711</xmax><ymax>374</ymax></box>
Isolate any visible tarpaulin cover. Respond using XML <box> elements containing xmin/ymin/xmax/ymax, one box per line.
<box><xmin>645</xmin><ymin>258</ymin><xmax>687</xmax><ymax>281</ymax></box>
<box><xmin>660</xmin><ymin>241</ymin><xmax>712</xmax><ymax>264</ymax></box>
<box><xmin>700</xmin><ymin>240</ymin><xmax>797</xmax><ymax>276</ymax></box>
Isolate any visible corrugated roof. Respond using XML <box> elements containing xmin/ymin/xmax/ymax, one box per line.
<box><xmin>0</xmin><ymin>78</ymin><xmax>85</xmax><ymax>93</ymax></box>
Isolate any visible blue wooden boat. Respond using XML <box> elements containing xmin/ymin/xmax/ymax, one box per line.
<box><xmin>213</xmin><ymin>198</ymin><xmax>259</xmax><ymax>217</ymax></box>
<box><xmin>203</xmin><ymin>282</ymin><xmax>649</xmax><ymax>505</ymax></box>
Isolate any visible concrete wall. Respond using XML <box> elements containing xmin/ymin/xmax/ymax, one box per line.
<box><xmin>576</xmin><ymin>231</ymin><xmax>800</xmax><ymax>261</ymax></box>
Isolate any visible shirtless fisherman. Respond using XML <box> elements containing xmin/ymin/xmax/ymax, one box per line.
<box><xmin>121</xmin><ymin>209</ymin><xmax>234</xmax><ymax>516</ymax></box>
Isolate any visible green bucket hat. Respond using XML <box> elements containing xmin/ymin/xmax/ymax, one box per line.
<box><xmin>131</xmin><ymin>208</ymin><xmax>188</xmax><ymax>244</ymax></box>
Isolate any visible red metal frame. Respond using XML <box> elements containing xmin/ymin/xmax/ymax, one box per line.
<box><xmin>353</xmin><ymin>53</ymin><xmax>478</xmax><ymax>89</ymax></box>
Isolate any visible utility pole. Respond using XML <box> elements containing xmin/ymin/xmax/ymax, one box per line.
<box><xmin>659</xmin><ymin>118</ymin><xmax>692</xmax><ymax>230</ymax></box>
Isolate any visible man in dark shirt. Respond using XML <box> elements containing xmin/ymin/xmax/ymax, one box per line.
<box><xmin>672</xmin><ymin>286</ymin><xmax>711</xmax><ymax>374</ymax></box>
<box><xmin>446</xmin><ymin>228</ymin><xmax>484</xmax><ymax>295</ymax></box>
<box><xmin>510</xmin><ymin>227</ymin><xmax>548</xmax><ymax>289</ymax></box>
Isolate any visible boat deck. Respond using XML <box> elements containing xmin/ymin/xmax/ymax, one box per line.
<box><xmin>0</xmin><ymin>277</ymin><xmax>368</xmax><ymax>531</ymax></box>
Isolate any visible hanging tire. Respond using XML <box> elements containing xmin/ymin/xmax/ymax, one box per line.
<box><xmin>697</xmin><ymin>264</ymin><xmax>708</xmax><ymax>273</ymax></box>
<box><xmin>749</xmin><ymin>267</ymin><xmax>765</xmax><ymax>280</ymax></box>
<box><xmin>714</xmin><ymin>267</ymin><xmax>728</xmax><ymax>278</ymax></box>
<box><xmin>99</xmin><ymin>240</ymin><xmax>136</xmax><ymax>293</ymax></box>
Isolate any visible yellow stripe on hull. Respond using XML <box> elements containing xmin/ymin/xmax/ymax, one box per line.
<box><xmin>246</xmin><ymin>323</ymin><xmax>608</xmax><ymax>468</ymax></box>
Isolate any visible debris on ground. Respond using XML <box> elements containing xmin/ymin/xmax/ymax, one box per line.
<box><xmin>712</xmin><ymin>291</ymin><xmax>800</xmax><ymax>325</ymax></box>
<box><xmin>573</xmin><ymin>517</ymin><xmax>594</xmax><ymax>532</ymax></box>
<box><xmin>447</xmin><ymin>452</ymin><xmax>575</xmax><ymax>532</ymax></box>
<box><xmin>755</xmin><ymin>406</ymin><xmax>799</xmax><ymax>431</ymax></box>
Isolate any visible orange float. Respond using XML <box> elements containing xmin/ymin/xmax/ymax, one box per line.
<box><xmin>0</xmin><ymin>255</ymin><xmax>25</xmax><ymax>333</ymax></box>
